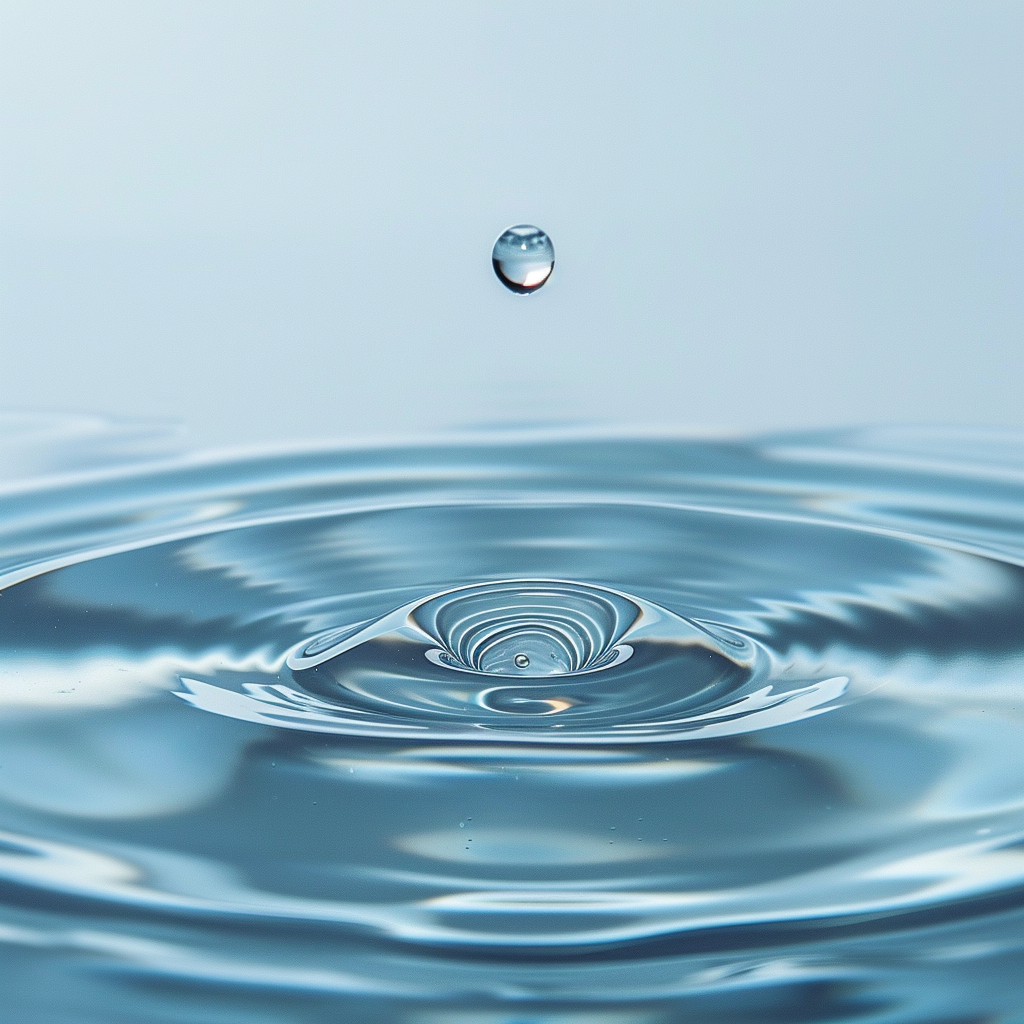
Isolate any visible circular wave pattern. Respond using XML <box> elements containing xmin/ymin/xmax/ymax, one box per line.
<box><xmin>415</xmin><ymin>580</ymin><xmax>636</xmax><ymax>676</ymax></box>
<box><xmin>291</xmin><ymin>579</ymin><xmax>643</xmax><ymax>676</ymax></box>
<box><xmin>223</xmin><ymin>577</ymin><xmax>828</xmax><ymax>742</ymax></box>
<box><xmin>3</xmin><ymin>425</ymin><xmax>1024</xmax><ymax>1022</ymax></box>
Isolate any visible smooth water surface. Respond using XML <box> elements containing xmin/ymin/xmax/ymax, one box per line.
<box><xmin>2</xmin><ymin>423</ymin><xmax>1024</xmax><ymax>1023</ymax></box>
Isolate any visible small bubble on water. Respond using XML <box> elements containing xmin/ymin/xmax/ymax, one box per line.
<box><xmin>514</xmin><ymin>653</ymin><xmax>531</xmax><ymax>669</ymax></box>
<box><xmin>492</xmin><ymin>224</ymin><xmax>554</xmax><ymax>294</ymax></box>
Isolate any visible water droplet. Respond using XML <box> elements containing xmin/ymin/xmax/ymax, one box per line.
<box><xmin>492</xmin><ymin>224</ymin><xmax>554</xmax><ymax>294</ymax></box>
<box><xmin>514</xmin><ymin>653</ymin><xmax>531</xmax><ymax>669</ymax></box>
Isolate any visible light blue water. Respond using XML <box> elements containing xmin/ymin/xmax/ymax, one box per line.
<box><xmin>2</xmin><ymin>423</ymin><xmax>1024</xmax><ymax>1023</ymax></box>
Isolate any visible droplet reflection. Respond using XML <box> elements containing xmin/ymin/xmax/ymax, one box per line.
<box><xmin>492</xmin><ymin>224</ymin><xmax>555</xmax><ymax>293</ymax></box>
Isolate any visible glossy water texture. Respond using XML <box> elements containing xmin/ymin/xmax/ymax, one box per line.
<box><xmin>492</xmin><ymin>224</ymin><xmax>555</xmax><ymax>293</ymax></box>
<box><xmin>2</xmin><ymin>423</ymin><xmax>1024</xmax><ymax>1023</ymax></box>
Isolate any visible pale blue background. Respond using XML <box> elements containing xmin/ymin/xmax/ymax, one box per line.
<box><xmin>1</xmin><ymin>1</ymin><xmax>1021</xmax><ymax>450</ymax></box>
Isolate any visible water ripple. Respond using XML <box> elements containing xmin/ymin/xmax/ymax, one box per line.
<box><xmin>3</xmin><ymin>424</ymin><xmax>1024</xmax><ymax>1021</ymax></box>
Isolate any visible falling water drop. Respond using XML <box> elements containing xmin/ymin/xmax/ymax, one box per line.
<box><xmin>492</xmin><ymin>224</ymin><xmax>554</xmax><ymax>294</ymax></box>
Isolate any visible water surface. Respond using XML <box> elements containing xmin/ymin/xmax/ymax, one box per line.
<box><xmin>2</xmin><ymin>423</ymin><xmax>1024</xmax><ymax>1023</ymax></box>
